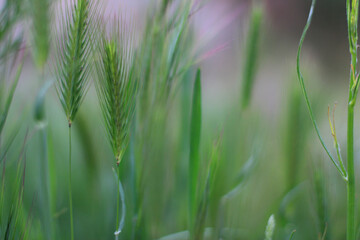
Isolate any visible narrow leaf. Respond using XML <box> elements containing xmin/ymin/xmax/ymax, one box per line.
<box><xmin>30</xmin><ymin>0</ymin><xmax>50</xmax><ymax>70</ymax></box>
<box><xmin>0</xmin><ymin>57</ymin><xmax>24</xmax><ymax>135</ymax></box>
<box><xmin>189</xmin><ymin>68</ymin><xmax>201</xmax><ymax>232</ymax></box>
<box><xmin>241</xmin><ymin>4</ymin><xmax>262</xmax><ymax>109</ymax></box>
<box><xmin>296</xmin><ymin>0</ymin><xmax>346</xmax><ymax>179</ymax></box>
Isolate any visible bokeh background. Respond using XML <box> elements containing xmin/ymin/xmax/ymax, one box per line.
<box><xmin>1</xmin><ymin>0</ymin><xmax>357</xmax><ymax>239</ymax></box>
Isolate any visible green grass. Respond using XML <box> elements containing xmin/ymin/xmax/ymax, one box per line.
<box><xmin>0</xmin><ymin>0</ymin><xmax>358</xmax><ymax>239</ymax></box>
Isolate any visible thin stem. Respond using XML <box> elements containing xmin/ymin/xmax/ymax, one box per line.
<box><xmin>37</xmin><ymin>66</ymin><xmax>52</xmax><ymax>240</ymax></box>
<box><xmin>296</xmin><ymin>0</ymin><xmax>347</xmax><ymax>179</ymax></box>
<box><xmin>116</xmin><ymin>165</ymin><xmax>120</xmax><ymax>234</ymax></box>
<box><xmin>129</xmin><ymin>127</ymin><xmax>136</xmax><ymax>240</ymax></box>
<box><xmin>68</xmin><ymin>125</ymin><xmax>74</xmax><ymax>240</ymax></box>
<box><xmin>40</xmin><ymin>128</ymin><xmax>51</xmax><ymax>240</ymax></box>
<box><xmin>347</xmin><ymin>106</ymin><xmax>355</xmax><ymax>240</ymax></box>
<box><xmin>298</xmin><ymin>1</ymin><xmax>357</xmax><ymax>238</ymax></box>
<box><xmin>347</xmin><ymin>25</ymin><xmax>357</xmax><ymax>240</ymax></box>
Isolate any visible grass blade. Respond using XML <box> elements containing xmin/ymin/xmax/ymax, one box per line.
<box><xmin>30</xmin><ymin>0</ymin><xmax>50</xmax><ymax>70</ymax></box>
<box><xmin>296</xmin><ymin>0</ymin><xmax>346</xmax><ymax>179</ymax></box>
<box><xmin>0</xmin><ymin>55</ymin><xmax>24</xmax><ymax>135</ymax></box>
<box><xmin>193</xmin><ymin>133</ymin><xmax>222</xmax><ymax>240</ymax></box>
<box><xmin>241</xmin><ymin>4</ymin><xmax>262</xmax><ymax>109</ymax></box>
<box><xmin>189</xmin><ymin>69</ymin><xmax>201</xmax><ymax>235</ymax></box>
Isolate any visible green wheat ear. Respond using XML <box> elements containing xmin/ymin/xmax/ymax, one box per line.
<box><xmin>53</xmin><ymin>0</ymin><xmax>99</xmax><ymax>126</ymax></box>
<box><xmin>94</xmin><ymin>17</ymin><xmax>137</xmax><ymax>165</ymax></box>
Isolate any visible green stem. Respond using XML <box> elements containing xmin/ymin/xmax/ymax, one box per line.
<box><xmin>347</xmin><ymin>36</ymin><xmax>357</xmax><ymax>240</ymax></box>
<box><xmin>114</xmin><ymin>165</ymin><xmax>126</xmax><ymax>240</ymax></box>
<box><xmin>347</xmin><ymin>105</ymin><xmax>355</xmax><ymax>240</ymax></box>
<box><xmin>68</xmin><ymin>125</ymin><xmax>74</xmax><ymax>240</ymax></box>
<box><xmin>347</xmin><ymin>0</ymin><xmax>358</xmax><ymax>237</ymax></box>
<box><xmin>116</xmin><ymin>165</ymin><xmax>120</xmax><ymax>234</ymax></box>
<box><xmin>298</xmin><ymin>0</ymin><xmax>357</xmax><ymax>238</ymax></box>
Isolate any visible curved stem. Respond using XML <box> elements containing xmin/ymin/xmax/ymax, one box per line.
<box><xmin>114</xmin><ymin>168</ymin><xmax>126</xmax><ymax>240</ymax></box>
<box><xmin>298</xmin><ymin>1</ymin><xmax>358</xmax><ymax>239</ymax></box>
<box><xmin>68</xmin><ymin>125</ymin><xmax>74</xmax><ymax>240</ymax></box>
<box><xmin>116</xmin><ymin>171</ymin><xmax>119</xmax><ymax>234</ymax></box>
<box><xmin>296</xmin><ymin>0</ymin><xmax>347</xmax><ymax>179</ymax></box>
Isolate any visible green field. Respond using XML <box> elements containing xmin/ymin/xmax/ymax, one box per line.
<box><xmin>0</xmin><ymin>0</ymin><xmax>358</xmax><ymax>239</ymax></box>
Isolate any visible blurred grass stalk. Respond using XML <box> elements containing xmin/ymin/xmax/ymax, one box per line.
<box><xmin>0</xmin><ymin>0</ymin><xmax>30</xmax><ymax>237</ymax></box>
<box><xmin>31</xmin><ymin>0</ymin><xmax>52</xmax><ymax>236</ymax></box>
<box><xmin>193</xmin><ymin>134</ymin><xmax>221</xmax><ymax>240</ymax></box>
<box><xmin>133</xmin><ymin>0</ymin><xmax>193</xmax><ymax>238</ymax></box>
<box><xmin>29</xmin><ymin>0</ymin><xmax>50</xmax><ymax>71</ymax></box>
<box><xmin>0</xmin><ymin>0</ymin><xmax>24</xmax><ymax>63</ymax></box>
<box><xmin>0</xmin><ymin>136</ymin><xmax>29</xmax><ymax>240</ymax></box>
<box><xmin>312</xmin><ymin>162</ymin><xmax>329</xmax><ymax>240</ymax></box>
<box><xmin>284</xmin><ymin>85</ymin><xmax>306</xmax><ymax>191</ymax></box>
<box><xmin>241</xmin><ymin>3</ymin><xmax>263</xmax><ymax>110</ymax></box>
<box><xmin>34</xmin><ymin>81</ymin><xmax>53</xmax><ymax>240</ymax></box>
<box><xmin>297</xmin><ymin>0</ymin><xmax>360</xmax><ymax>239</ymax></box>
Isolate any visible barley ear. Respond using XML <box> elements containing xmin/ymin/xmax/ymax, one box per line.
<box><xmin>94</xmin><ymin>16</ymin><xmax>137</xmax><ymax>165</ymax></box>
<box><xmin>54</xmin><ymin>0</ymin><xmax>100</xmax><ymax>125</ymax></box>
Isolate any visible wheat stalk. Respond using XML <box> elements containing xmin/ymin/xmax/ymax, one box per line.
<box><xmin>53</xmin><ymin>0</ymin><xmax>98</xmax><ymax>239</ymax></box>
<box><xmin>94</xmin><ymin>16</ymin><xmax>137</xmax><ymax>239</ymax></box>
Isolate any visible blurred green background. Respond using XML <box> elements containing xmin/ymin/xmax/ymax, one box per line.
<box><xmin>0</xmin><ymin>0</ymin><xmax>357</xmax><ymax>239</ymax></box>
